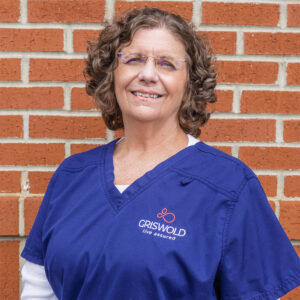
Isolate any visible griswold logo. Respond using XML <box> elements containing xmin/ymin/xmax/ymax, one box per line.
<box><xmin>138</xmin><ymin>208</ymin><xmax>187</xmax><ymax>240</ymax></box>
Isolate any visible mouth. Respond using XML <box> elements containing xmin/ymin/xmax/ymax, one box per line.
<box><xmin>131</xmin><ymin>91</ymin><xmax>163</xmax><ymax>99</ymax></box>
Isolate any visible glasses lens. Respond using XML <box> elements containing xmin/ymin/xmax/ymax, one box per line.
<box><xmin>119</xmin><ymin>52</ymin><xmax>185</xmax><ymax>72</ymax></box>
<box><xmin>156</xmin><ymin>57</ymin><xmax>177</xmax><ymax>71</ymax></box>
<box><xmin>119</xmin><ymin>53</ymin><xmax>144</xmax><ymax>65</ymax></box>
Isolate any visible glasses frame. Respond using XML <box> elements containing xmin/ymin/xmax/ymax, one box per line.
<box><xmin>117</xmin><ymin>51</ymin><xmax>187</xmax><ymax>72</ymax></box>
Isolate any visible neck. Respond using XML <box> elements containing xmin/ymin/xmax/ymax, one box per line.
<box><xmin>112</xmin><ymin>118</ymin><xmax>188</xmax><ymax>186</ymax></box>
<box><xmin>117</xmin><ymin>117</ymin><xmax>187</xmax><ymax>154</ymax></box>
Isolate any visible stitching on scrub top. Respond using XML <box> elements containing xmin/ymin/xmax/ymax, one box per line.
<box><xmin>219</xmin><ymin>177</ymin><xmax>256</xmax><ymax>268</ymax></box>
<box><xmin>110</xmin><ymin>167</ymin><xmax>172</xmax><ymax>215</ymax></box>
<box><xmin>195</xmin><ymin>143</ymin><xmax>255</xmax><ymax>177</ymax></box>
<box><xmin>101</xmin><ymin>141</ymin><xmax>121</xmax><ymax>215</ymax></box>
<box><xmin>106</xmin><ymin>144</ymin><xmax>198</xmax><ymax>214</ymax></box>
<box><xmin>59</xmin><ymin>161</ymin><xmax>103</xmax><ymax>173</ymax></box>
<box><xmin>171</xmin><ymin>167</ymin><xmax>242</xmax><ymax>201</ymax></box>
<box><xmin>226</xmin><ymin>270</ymin><xmax>300</xmax><ymax>300</ymax></box>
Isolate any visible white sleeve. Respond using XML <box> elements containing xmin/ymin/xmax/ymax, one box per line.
<box><xmin>21</xmin><ymin>261</ymin><xmax>58</xmax><ymax>300</ymax></box>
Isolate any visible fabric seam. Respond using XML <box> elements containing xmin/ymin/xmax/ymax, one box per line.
<box><xmin>58</xmin><ymin>161</ymin><xmax>103</xmax><ymax>173</ymax></box>
<box><xmin>219</xmin><ymin>177</ymin><xmax>255</xmax><ymax>265</ymax></box>
<box><xmin>226</xmin><ymin>270</ymin><xmax>300</xmax><ymax>300</ymax></box>
<box><xmin>171</xmin><ymin>167</ymin><xmax>246</xmax><ymax>201</ymax></box>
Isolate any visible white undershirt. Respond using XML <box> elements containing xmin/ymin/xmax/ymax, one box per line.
<box><xmin>21</xmin><ymin>134</ymin><xmax>199</xmax><ymax>299</ymax></box>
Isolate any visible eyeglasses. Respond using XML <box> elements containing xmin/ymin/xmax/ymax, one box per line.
<box><xmin>117</xmin><ymin>51</ymin><xmax>186</xmax><ymax>73</ymax></box>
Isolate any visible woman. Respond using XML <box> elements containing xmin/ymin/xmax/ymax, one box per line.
<box><xmin>21</xmin><ymin>7</ymin><xmax>300</xmax><ymax>300</ymax></box>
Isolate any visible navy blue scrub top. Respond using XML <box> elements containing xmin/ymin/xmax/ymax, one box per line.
<box><xmin>21</xmin><ymin>139</ymin><xmax>300</xmax><ymax>300</ymax></box>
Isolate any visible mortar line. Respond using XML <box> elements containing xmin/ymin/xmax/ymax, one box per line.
<box><xmin>21</xmin><ymin>57</ymin><xmax>29</xmax><ymax>84</ymax></box>
<box><xmin>276</xmin><ymin>119</ymin><xmax>284</xmax><ymax>144</ymax></box>
<box><xmin>192</xmin><ymin>0</ymin><xmax>201</xmax><ymax>28</ymax></box>
<box><xmin>236</xmin><ymin>31</ymin><xmax>244</xmax><ymax>55</ymax></box>
<box><xmin>105</xmin><ymin>0</ymin><xmax>116</xmax><ymax>22</ymax></box>
<box><xmin>22</xmin><ymin>113</ymin><xmax>29</xmax><ymax>140</ymax></box>
<box><xmin>280</xmin><ymin>3</ymin><xmax>287</xmax><ymax>29</ymax></box>
<box><xmin>19</xmin><ymin>0</ymin><xmax>27</xmax><ymax>24</ymax></box>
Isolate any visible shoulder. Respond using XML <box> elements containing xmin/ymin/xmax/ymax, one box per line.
<box><xmin>56</xmin><ymin>141</ymin><xmax>113</xmax><ymax>172</ymax></box>
<box><xmin>174</xmin><ymin>142</ymin><xmax>257</xmax><ymax>198</ymax></box>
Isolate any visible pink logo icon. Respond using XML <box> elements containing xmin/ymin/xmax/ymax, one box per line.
<box><xmin>157</xmin><ymin>208</ymin><xmax>176</xmax><ymax>223</ymax></box>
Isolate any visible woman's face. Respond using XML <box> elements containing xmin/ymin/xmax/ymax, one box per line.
<box><xmin>114</xmin><ymin>27</ymin><xmax>188</xmax><ymax>127</ymax></box>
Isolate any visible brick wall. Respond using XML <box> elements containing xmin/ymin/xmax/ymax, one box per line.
<box><xmin>0</xmin><ymin>0</ymin><xmax>299</xmax><ymax>298</ymax></box>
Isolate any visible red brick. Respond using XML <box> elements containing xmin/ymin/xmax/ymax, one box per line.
<box><xmin>197</xmin><ymin>31</ymin><xmax>236</xmax><ymax>55</ymax></box>
<box><xmin>73</xmin><ymin>30</ymin><xmax>100</xmax><ymax>53</ymax></box>
<box><xmin>114</xmin><ymin>129</ymin><xmax>125</xmax><ymax>139</ymax></box>
<box><xmin>239</xmin><ymin>147</ymin><xmax>300</xmax><ymax>170</ymax></box>
<box><xmin>268</xmin><ymin>201</ymin><xmax>275</xmax><ymax>213</ymax></box>
<box><xmin>284</xmin><ymin>176</ymin><xmax>300</xmax><ymax>197</ymax></box>
<box><xmin>217</xmin><ymin>61</ymin><xmax>278</xmax><ymax>84</ymax></box>
<box><xmin>201</xmin><ymin>119</ymin><xmax>275</xmax><ymax>142</ymax></box>
<box><xmin>0</xmin><ymin>241</ymin><xmax>20</xmax><ymax>300</ymax></box>
<box><xmin>0</xmin><ymin>0</ymin><xmax>20</xmax><ymax>22</ymax></box>
<box><xmin>24</xmin><ymin>197</ymin><xmax>42</xmax><ymax>235</ymax></box>
<box><xmin>0</xmin><ymin>29</ymin><xmax>63</xmax><ymax>52</ymax></box>
<box><xmin>28</xmin><ymin>172</ymin><xmax>54</xmax><ymax>194</ymax></box>
<box><xmin>211</xmin><ymin>90</ymin><xmax>233</xmax><ymax>112</ymax></box>
<box><xmin>71</xmin><ymin>87</ymin><xmax>96</xmax><ymax>110</ymax></box>
<box><xmin>294</xmin><ymin>245</ymin><xmax>300</xmax><ymax>257</ymax></box>
<box><xmin>284</xmin><ymin>121</ymin><xmax>300</xmax><ymax>143</ymax></box>
<box><xmin>0</xmin><ymin>144</ymin><xmax>65</xmax><ymax>166</ymax></box>
<box><xmin>241</xmin><ymin>91</ymin><xmax>300</xmax><ymax>114</ymax></box>
<box><xmin>257</xmin><ymin>175</ymin><xmax>277</xmax><ymax>197</ymax></box>
<box><xmin>279</xmin><ymin>201</ymin><xmax>300</xmax><ymax>240</ymax></box>
<box><xmin>0</xmin><ymin>197</ymin><xmax>18</xmax><ymax>235</ymax></box>
<box><xmin>287</xmin><ymin>5</ymin><xmax>300</xmax><ymax>27</ymax></box>
<box><xmin>30</xmin><ymin>59</ymin><xmax>85</xmax><ymax>82</ymax></box>
<box><xmin>0</xmin><ymin>87</ymin><xmax>64</xmax><ymax>109</ymax></box>
<box><xmin>28</xmin><ymin>0</ymin><xmax>105</xmax><ymax>23</ymax></box>
<box><xmin>287</xmin><ymin>63</ymin><xmax>300</xmax><ymax>85</ymax></box>
<box><xmin>282</xmin><ymin>286</ymin><xmax>300</xmax><ymax>300</ymax></box>
<box><xmin>0</xmin><ymin>116</ymin><xmax>23</xmax><ymax>138</ymax></box>
<box><xmin>115</xmin><ymin>1</ymin><xmax>192</xmax><ymax>21</ymax></box>
<box><xmin>202</xmin><ymin>2</ymin><xmax>279</xmax><ymax>27</ymax></box>
<box><xmin>71</xmin><ymin>144</ymin><xmax>101</xmax><ymax>155</ymax></box>
<box><xmin>245</xmin><ymin>33</ymin><xmax>300</xmax><ymax>55</ymax></box>
<box><xmin>0</xmin><ymin>59</ymin><xmax>21</xmax><ymax>81</ymax></box>
<box><xmin>30</xmin><ymin>116</ymin><xmax>106</xmax><ymax>139</ymax></box>
<box><xmin>213</xmin><ymin>146</ymin><xmax>232</xmax><ymax>156</ymax></box>
<box><xmin>0</xmin><ymin>172</ymin><xmax>21</xmax><ymax>193</ymax></box>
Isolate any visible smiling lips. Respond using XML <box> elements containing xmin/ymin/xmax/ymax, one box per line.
<box><xmin>131</xmin><ymin>90</ymin><xmax>163</xmax><ymax>99</ymax></box>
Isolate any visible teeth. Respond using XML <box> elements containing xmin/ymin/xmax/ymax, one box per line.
<box><xmin>133</xmin><ymin>91</ymin><xmax>160</xmax><ymax>98</ymax></box>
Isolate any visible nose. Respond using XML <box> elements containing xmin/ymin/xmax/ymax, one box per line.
<box><xmin>137</xmin><ymin>57</ymin><xmax>159</xmax><ymax>83</ymax></box>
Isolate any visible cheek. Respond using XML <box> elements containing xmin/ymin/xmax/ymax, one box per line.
<box><xmin>114</xmin><ymin>69</ymin><xmax>128</xmax><ymax>103</ymax></box>
<box><xmin>169</xmin><ymin>74</ymin><xmax>187</xmax><ymax>100</ymax></box>
<box><xmin>114</xmin><ymin>68</ymin><xmax>134</xmax><ymax>95</ymax></box>
<box><xmin>113</xmin><ymin>69</ymin><xmax>122</xmax><ymax>93</ymax></box>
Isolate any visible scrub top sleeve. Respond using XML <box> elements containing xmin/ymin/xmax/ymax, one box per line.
<box><xmin>21</xmin><ymin>171</ymin><xmax>59</xmax><ymax>266</ymax></box>
<box><xmin>216</xmin><ymin>176</ymin><xmax>300</xmax><ymax>300</ymax></box>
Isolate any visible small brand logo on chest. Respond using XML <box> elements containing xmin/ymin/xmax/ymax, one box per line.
<box><xmin>138</xmin><ymin>208</ymin><xmax>187</xmax><ymax>241</ymax></box>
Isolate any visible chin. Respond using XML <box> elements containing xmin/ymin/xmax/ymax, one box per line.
<box><xmin>131</xmin><ymin>113</ymin><xmax>162</xmax><ymax>123</ymax></box>
<box><xmin>124</xmin><ymin>107</ymin><xmax>164</xmax><ymax>123</ymax></box>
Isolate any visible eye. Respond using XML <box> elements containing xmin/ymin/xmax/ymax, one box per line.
<box><xmin>125</xmin><ymin>55</ymin><xmax>144</xmax><ymax>65</ymax></box>
<box><xmin>157</xmin><ymin>58</ymin><xmax>176</xmax><ymax>70</ymax></box>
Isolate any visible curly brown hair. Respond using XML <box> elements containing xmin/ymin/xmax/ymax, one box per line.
<box><xmin>85</xmin><ymin>7</ymin><xmax>217</xmax><ymax>137</ymax></box>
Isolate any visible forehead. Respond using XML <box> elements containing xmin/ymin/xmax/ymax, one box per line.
<box><xmin>123</xmin><ymin>27</ymin><xmax>186</xmax><ymax>57</ymax></box>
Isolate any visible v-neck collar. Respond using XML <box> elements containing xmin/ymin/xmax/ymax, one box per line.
<box><xmin>102</xmin><ymin>138</ymin><xmax>201</xmax><ymax>214</ymax></box>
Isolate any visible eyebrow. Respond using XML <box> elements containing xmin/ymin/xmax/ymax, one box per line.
<box><xmin>123</xmin><ymin>51</ymin><xmax>178</xmax><ymax>60</ymax></box>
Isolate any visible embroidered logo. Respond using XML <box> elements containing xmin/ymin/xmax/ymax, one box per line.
<box><xmin>156</xmin><ymin>208</ymin><xmax>175</xmax><ymax>223</ymax></box>
<box><xmin>138</xmin><ymin>208</ymin><xmax>187</xmax><ymax>241</ymax></box>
